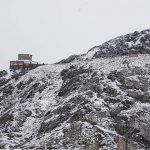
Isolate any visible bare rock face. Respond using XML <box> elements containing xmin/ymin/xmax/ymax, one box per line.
<box><xmin>0</xmin><ymin>70</ymin><xmax>7</xmax><ymax>78</ymax></box>
<box><xmin>117</xmin><ymin>136</ymin><xmax>136</xmax><ymax>150</ymax></box>
<box><xmin>108</xmin><ymin>67</ymin><xmax>150</xmax><ymax>149</ymax></box>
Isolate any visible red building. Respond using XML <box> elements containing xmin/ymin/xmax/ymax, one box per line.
<box><xmin>10</xmin><ymin>54</ymin><xmax>43</xmax><ymax>70</ymax></box>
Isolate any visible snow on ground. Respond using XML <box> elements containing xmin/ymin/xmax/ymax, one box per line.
<box><xmin>70</xmin><ymin>54</ymin><xmax>150</xmax><ymax>75</ymax></box>
<box><xmin>1</xmin><ymin>54</ymin><xmax>150</xmax><ymax>149</ymax></box>
<box><xmin>83</xmin><ymin>47</ymin><xmax>100</xmax><ymax>60</ymax></box>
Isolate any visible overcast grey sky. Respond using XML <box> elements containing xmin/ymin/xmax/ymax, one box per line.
<box><xmin>0</xmin><ymin>0</ymin><xmax>150</xmax><ymax>69</ymax></box>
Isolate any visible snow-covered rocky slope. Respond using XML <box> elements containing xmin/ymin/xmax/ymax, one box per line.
<box><xmin>0</xmin><ymin>30</ymin><xmax>150</xmax><ymax>150</ymax></box>
<box><xmin>59</xmin><ymin>29</ymin><xmax>150</xmax><ymax>63</ymax></box>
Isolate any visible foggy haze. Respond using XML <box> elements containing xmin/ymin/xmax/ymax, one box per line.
<box><xmin>0</xmin><ymin>0</ymin><xmax>150</xmax><ymax>69</ymax></box>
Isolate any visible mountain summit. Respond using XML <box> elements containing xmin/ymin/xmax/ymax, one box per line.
<box><xmin>59</xmin><ymin>29</ymin><xmax>150</xmax><ymax>63</ymax></box>
<box><xmin>0</xmin><ymin>30</ymin><xmax>150</xmax><ymax>149</ymax></box>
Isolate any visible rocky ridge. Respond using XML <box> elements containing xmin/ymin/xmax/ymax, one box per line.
<box><xmin>0</xmin><ymin>30</ymin><xmax>150</xmax><ymax>149</ymax></box>
<box><xmin>59</xmin><ymin>29</ymin><xmax>150</xmax><ymax>63</ymax></box>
